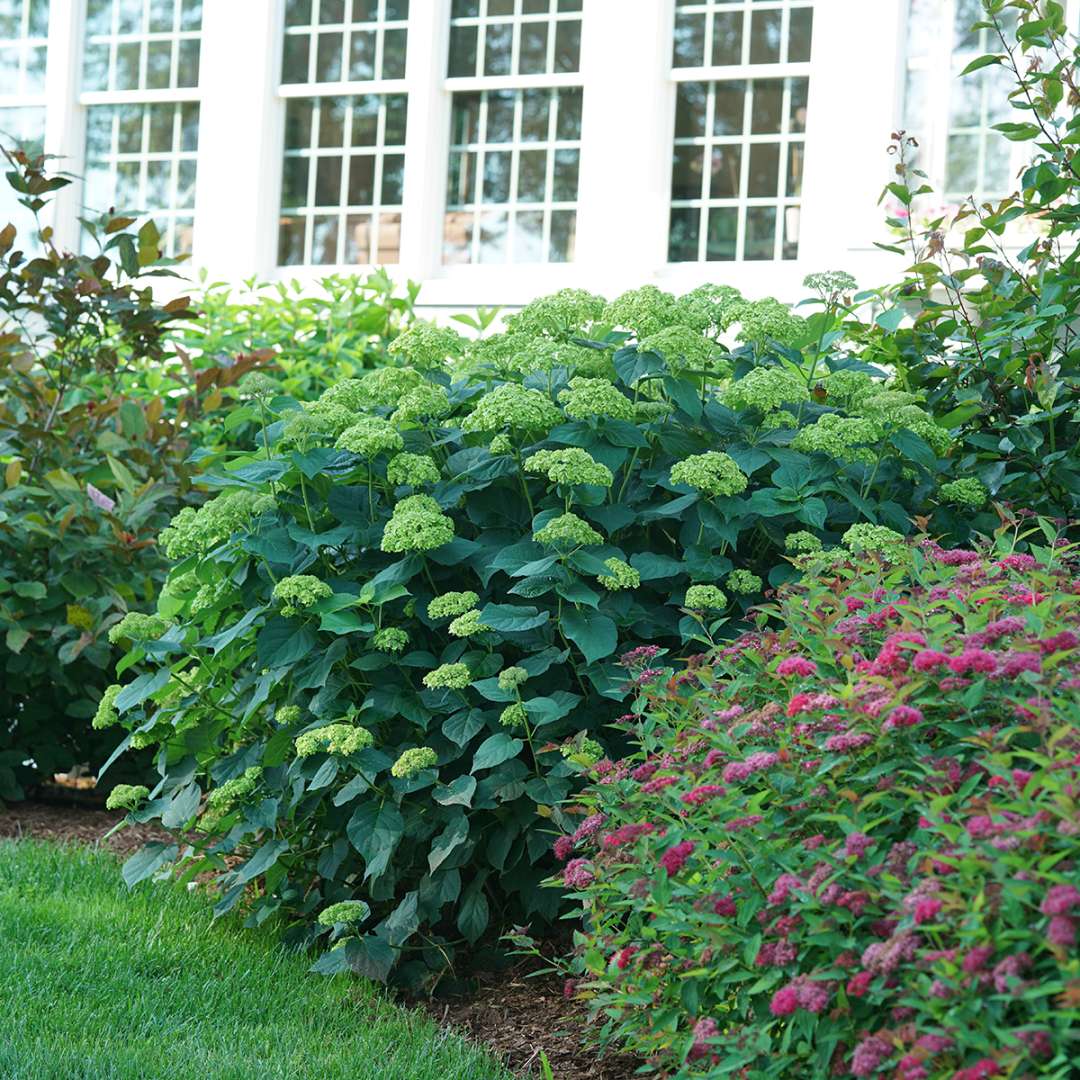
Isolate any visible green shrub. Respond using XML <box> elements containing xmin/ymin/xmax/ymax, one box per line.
<box><xmin>544</xmin><ymin>527</ymin><xmax>1080</xmax><ymax>1077</ymax></box>
<box><xmin>105</xmin><ymin>278</ymin><xmax>963</xmax><ymax>986</ymax></box>
<box><xmin>856</xmin><ymin>0</ymin><xmax>1080</xmax><ymax>533</ymax></box>
<box><xmin>0</xmin><ymin>147</ymin><xmax>194</xmax><ymax>798</ymax></box>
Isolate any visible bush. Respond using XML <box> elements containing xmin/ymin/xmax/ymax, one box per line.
<box><xmin>548</xmin><ymin>527</ymin><xmax>1080</xmax><ymax>1077</ymax></box>
<box><xmin>855</xmin><ymin>0</ymin><xmax>1080</xmax><ymax>532</ymax></box>
<box><xmin>104</xmin><ymin>279</ymin><xmax>966</xmax><ymax>987</ymax></box>
<box><xmin>0</xmin><ymin>147</ymin><xmax>194</xmax><ymax>798</ymax></box>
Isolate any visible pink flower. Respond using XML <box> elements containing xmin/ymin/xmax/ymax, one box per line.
<box><xmin>914</xmin><ymin>897</ymin><xmax>942</xmax><ymax>925</ymax></box>
<box><xmin>948</xmin><ymin>648</ymin><xmax>998</xmax><ymax>675</ymax></box>
<box><xmin>687</xmin><ymin>1017</ymin><xmax>718</xmax><ymax>1061</ymax></box>
<box><xmin>913</xmin><ymin>649</ymin><xmax>950</xmax><ymax>672</ymax></box>
<box><xmin>824</xmin><ymin>731</ymin><xmax>874</xmax><ymax>753</ymax></box>
<box><xmin>998</xmin><ymin>553</ymin><xmax>1036</xmax><ymax>571</ymax></box>
<box><xmin>769</xmin><ymin>985</ymin><xmax>799</xmax><ymax>1016</ymax></box>
<box><xmin>962</xmin><ymin>945</ymin><xmax>994</xmax><ymax>973</ymax></box>
<box><xmin>722</xmin><ymin>751</ymin><xmax>779</xmax><ymax>783</ymax></box>
<box><xmin>884</xmin><ymin>705</ymin><xmax>924</xmax><ymax>729</ymax></box>
<box><xmin>777</xmin><ymin>656</ymin><xmax>817</xmax><ymax>677</ymax></box>
<box><xmin>1040</xmin><ymin>884</ymin><xmax>1080</xmax><ymax>916</ymax></box>
<box><xmin>1047</xmin><ymin>915</ymin><xmax>1076</xmax><ymax>946</ymax></box>
<box><xmin>845</xmin><ymin>832</ymin><xmax>873</xmax><ymax>858</ymax></box>
<box><xmin>563</xmin><ymin>858</ymin><xmax>595</xmax><ymax>890</ymax></box>
<box><xmin>660</xmin><ymin>840</ymin><xmax>695</xmax><ymax>877</ymax></box>
<box><xmin>615</xmin><ymin>945</ymin><xmax>637</xmax><ymax>970</ymax></box>
<box><xmin>681</xmin><ymin>784</ymin><xmax>727</xmax><ymax>806</ymax></box>
<box><xmin>952</xmin><ymin>1058</ymin><xmax>1001</xmax><ymax>1080</ymax></box>
<box><xmin>768</xmin><ymin>873</ymin><xmax>802</xmax><ymax>906</ymax></box>
<box><xmin>846</xmin><ymin>970</ymin><xmax>873</xmax><ymax>997</ymax></box>
<box><xmin>851</xmin><ymin>1034</ymin><xmax>893</xmax><ymax>1077</ymax></box>
<box><xmin>713</xmin><ymin>894</ymin><xmax>737</xmax><ymax>917</ymax></box>
<box><xmin>1039</xmin><ymin>630</ymin><xmax>1077</xmax><ymax>654</ymax></box>
<box><xmin>552</xmin><ymin>835</ymin><xmax>574</xmax><ymax>861</ymax></box>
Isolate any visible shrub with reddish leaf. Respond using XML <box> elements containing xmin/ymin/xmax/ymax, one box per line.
<box><xmin>545</xmin><ymin>528</ymin><xmax>1080</xmax><ymax>1078</ymax></box>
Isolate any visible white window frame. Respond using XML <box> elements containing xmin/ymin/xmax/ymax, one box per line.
<box><xmin>32</xmin><ymin>0</ymin><xmax>942</xmax><ymax>312</ymax></box>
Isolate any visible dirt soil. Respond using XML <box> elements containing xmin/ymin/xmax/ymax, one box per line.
<box><xmin>0</xmin><ymin>800</ymin><xmax>645</xmax><ymax>1080</ymax></box>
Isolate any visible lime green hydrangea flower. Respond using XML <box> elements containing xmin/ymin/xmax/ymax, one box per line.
<box><xmin>891</xmin><ymin>405</ymin><xmax>953</xmax><ymax>456</ymax></box>
<box><xmin>685</xmin><ymin>584</ymin><xmax>727</xmax><ymax>610</ymax></box>
<box><xmin>637</xmin><ymin>325</ymin><xmax>715</xmax><ymax>369</ymax></box>
<box><xmin>294</xmin><ymin>724</ymin><xmax>374</xmax><ymax>757</ymax></box>
<box><xmin>448</xmin><ymin>609</ymin><xmax>491</xmax><ymax>637</ymax></box>
<box><xmin>602</xmin><ymin>285</ymin><xmax>680</xmax><ymax>338</ymax></box>
<box><xmin>312</xmin><ymin>378</ymin><xmax>370</xmax><ymax>412</ymax></box>
<box><xmin>386</xmin><ymin>452</ymin><xmax>441</xmax><ymax>487</ymax></box>
<box><xmin>280</xmin><ymin>410</ymin><xmax>333</xmax><ymax>446</ymax></box>
<box><xmin>823</xmin><ymin>369</ymin><xmax>876</xmax><ymax>403</ymax></box>
<box><xmin>760</xmin><ymin>409</ymin><xmax>799</xmax><ymax>431</ymax></box>
<box><xmin>842</xmin><ymin>523</ymin><xmax>906</xmax><ymax>554</ymax></box>
<box><xmin>373</xmin><ymin>627</ymin><xmax>409</xmax><ymax>653</ymax></box>
<box><xmin>497</xmin><ymin>666</ymin><xmax>528</xmax><ymax>691</ymax></box>
<box><xmin>499</xmin><ymin>702</ymin><xmax>527</xmax><ymax>728</ymax></box>
<box><xmin>939</xmin><ymin>477</ymin><xmax>987</xmax><ymax>508</ymax></box>
<box><xmin>160</xmin><ymin>489</ymin><xmax>274</xmax><ymax>559</ymax></box>
<box><xmin>92</xmin><ymin>684</ymin><xmax>123</xmax><ymax>730</ymax></box>
<box><xmin>635</xmin><ymin>401</ymin><xmax>673</xmax><ymax>422</ymax></box>
<box><xmin>381</xmin><ymin>494</ymin><xmax>455</xmax><ymax>553</ymax></box>
<box><xmin>791</xmin><ymin>414</ymin><xmax>882</xmax><ymax>465</ymax></box>
<box><xmin>206</xmin><ymin>766</ymin><xmax>263</xmax><ymax>813</ymax></box>
<box><xmin>489</xmin><ymin>433</ymin><xmax>514</xmax><ymax>456</ymax></box>
<box><xmin>275</xmin><ymin>705</ymin><xmax>302</xmax><ymax>726</ymax></box>
<box><xmin>301</xmin><ymin>400</ymin><xmax>356</xmax><ymax>437</ymax></box>
<box><xmin>785</xmin><ymin>530</ymin><xmax>823</xmax><ymax>554</ymax></box>
<box><xmin>105</xmin><ymin>784</ymin><xmax>149</xmax><ymax>812</ymax></box>
<box><xmin>461</xmin><ymin>384</ymin><xmax>563</xmax><ymax>432</ymax></box>
<box><xmin>598</xmin><ymin>558</ymin><xmax>640</xmax><ymax>590</ymax></box>
<box><xmin>524</xmin><ymin>448</ymin><xmax>613</xmax><ymax>487</ymax></box>
<box><xmin>238</xmin><ymin>372</ymin><xmax>281</xmax><ymax>400</ymax></box>
<box><xmin>387</xmin><ymin>321</ymin><xmax>467</xmax><ymax>369</ymax></box>
<box><xmin>336</xmin><ymin>416</ymin><xmax>404</xmax><ymax>457</ymax></box>
<box><xmin>353</xmin><ymin>366</ymin><xmax>425</xmax><ymax>406</ymax></box>
<box><xmin>390</xmin><ymin>384</ymin><xmax>453</xmax><ymax>425</ymax></box>
<box><xmin>391</xmin><ymin>746</ymin><xmax>438</xmax><ymax>779</ymax></box>
<box><xmin>190</xmin><ymin>578</ymin><xmax>233</xmax><ymax>617</ymax></box>
<box><xmin>273</xmin><ymin>575</ymin><xmax>333</xmax><ymax>616</ymax></box>
<box><xmin>677</xmin><ymin>283</ymin><xmax>744</xmax><ymax>334</ymax></box>
<box><xmin>423</xmin><ymin>663</ymin><xmax>472</xmax><ymax>690</ymax></box>
<box><xmin>533</xmin><ymin>512</ymin><xmax>603</xmax><ymax>548</ymax></box>
<box><xmin>317</xmin><ymin>900</ymin><xmax>370</xmax><ymax>927</ymax></box>
<box><xmin>560</xmin><ymin>738</ymin><xmax>604</xmax><ymax>766</ymax></box>
<box><xmin>504</xmin><ymin>288</ymin><xmax>607</xmax><ymax>341</ymax></box>
<box><xmin>557</xmin><ymin>377</ymin><xmax>634</xmax><ymax>420</ymax></box>
<box><xmin>428</xmin><ymin>591</ymin><xmax>479</xmax><ymax>619</ymax></box>
<box><xmin>731</xmin><ymin>297</ymin><xmax>807</xmax><ymax>347</ymax></box>
<box><xmin>727</xmin><ymin>569</ymin><xmax>763</xmax><ymax>594</ymax></box>
<box><xmin>670</xmin><ymin>451</ymin><xmax>749</xmax><ymax>497</ymax></box>
<box><xmin>107</xmin><ymin>612</ymin><xmax>172</xmax><ymax>645</ymax></box>
<box><xmin>803</xmin><ymin>270</ymin><xmax>857</xmax><ymax>300</ymax></box>
<box><xmin>721</xmin><ymin>366</ymin><xmax>810</xmax><ymax>413</ymax></box>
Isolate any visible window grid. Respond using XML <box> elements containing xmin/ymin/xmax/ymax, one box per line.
<box><xmin>448</xmin><ymin>0</ymin><xmax>582</xmax><ymax>79</ymax></box>
<box><xmin>281</xmin><ymin>0</ymin><xmax>409</xmax><ymax>86</ymax></box>
<box><xmin>83</xmin><ymin>0</ymin><xmax>203</xmax><ymax>93</ymax></box>
<box><xmin>0</xmin><ymin>0</ymin><xmax>49</xmax><ymax>103</ymax></box>
<box><xmin>82</xmin><ymin>102</ymin><xmax>199</xmax><ymax>256</ymax></box>
<box><xmin>673</xmin><ymin>0</ymin><xmax>813</xmax><ymax>69</ymax></box>
<box><xmin>444</xmin><ymin>86</ymin><xmax>581</xmax><ymax>265</ymax></box>
<box><xmin>669</xmin><ymin>77</ymin><xmax>806</xmax><ymax>262</ymax></box>
<box><xmin>278</xmin><ymin>93</ymin><xmax>407</xmax><ymax>266</ymax></box>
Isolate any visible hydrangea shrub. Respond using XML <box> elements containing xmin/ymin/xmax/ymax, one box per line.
<box><xmin>105</xmin><ymin>282</ymin><xmax>960</xmax><ymax>986</ymax></box>
<box><xmin>547</xmin><ymin>529</ymin><xmax>1080</xmax><ymax>1077</ymax></box>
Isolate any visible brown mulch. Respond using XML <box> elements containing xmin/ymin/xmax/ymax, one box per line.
<box><xmin>0</xmin><ymin>798</ymin><xmax>173</xmax><ymax>856</ymax></box>
<box><xmin>422</xmin><ymin>966</ymin><xmax>643</xmax><ymax>1080</ymax></box>
<box><xmin>0</xmin><ymin>801</ymin><xmax>645</xmax><ymax>1080</ymax></box>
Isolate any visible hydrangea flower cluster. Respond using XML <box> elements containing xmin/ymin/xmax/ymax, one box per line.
<box><xmin>386</xmin><ymin>320</ymin><xmax>466</xmax><ymax>369</ymax></box>
<box><xmin>390</xmin><ymin>746</ymin><xmax>438</xmax><ymax>778</ymax></box>
<box><xmin>785</xmin><ymin>530</ymin><xmax>823</xmax><ymax>554</ymax></box>
<box><xmin>557</xmin><ymin>377</ymin><xmax>635</xmax><ymax>420</ymax></box>
<box><xmin>684</xmin><ymin>584</ymin><xmax>727</xmax><ymax>610</ymax></box>
<box><xmin>448</xmin><ymin>609</ymin><xmax>490</xmax><ymax>637</ymax></box>
<box><xmin>729</xmin><ymin>297</ymin><xmax>807</xmax><ymax>347</ymax></box>
<box><xmin>842</xmin><ymin>523</ymin><xmax>906</xmax><ymax>554</ymax></box>
<box><xmin>726</xmin><ymin>569</ymin><xmax>762</xmax><ymax>594</ymax></box>
<box><xmin>499</xmin><ymin>702</ymin><xmax>527</xmax><ymax>728</ymax></box>
<box><xmin>940</xmin><ymin>477</ymin><xmax>988</xmax><ymax>508</ymax></box>
<box><xmin>461</xmin><ymin>383</ymin><xmax>563</xmax><ymax>432</ymax></box>
<box><xmin>533</xmin><ymin>512</ymin><xmax>603</xmax><ymax>548</ymax></box>
<box><xmin>422</xmin><ymin>663</ymin><xmax>472</xmax><ymax>690</ymax></box>
<box><xmin>294</xmin><ymin>724</ymin><xmax>374</xmax><ymax>757</ymax></box>
<box><xmin>427</xmin><ymin>591</ymin><xmax>479</xmax><ymax>619</ymax></box>
<box><xmin>552</xmin><ymin>537</ymin><xmax>1080</xmax><ymax>1078</ymax></box>
<box><xmin>791</xmin><ymin>413</ymin><xmax>882</xmax><ymax>465</ymax></box>
<box><xmin>669</xmin><ymin>451</ymin><xmax>748</xmax><ymax>498</ymax></box>
<box><xmin>386</xmin><ymin>452</ymin><xmax>441</xmax><ymax>487</ymax></box>
<box><xmin>381</xmin><ymin>494</ymin><xmax>455</xmax><ymax>553</ymax></box>
<box><xmin>105</xmin><ymin>784</ymin><xmax>149</xmax><ymax>811</ymax></box>
<box><xmin>317</xmin><ymin>900</ymin><xmax>371</xmax><ymax>927</ymax></box>
<box><xmin>107</xmin><ymin>612</ymin><xmax>172</xmax><ymax>645</ymax></box>
<box><xmin>390</xmin><ymin>383</ymin><xmax>452</xmax><ymax>425</ymax></box>
<box><xmin>504</xmin><ymin>287</ymin><xmax>606</xmax><ymax>340</ymax></box>
<box><xmin>92</xmin><ymin>684</ymin><xmax>123</xmax><ymax>729</ymax></box>
<box><xmin>372</xmin><ymin>627</ymin><xmax>409</xmax><ymax>653</ymax></box>
<box><xmin>598</xmin><ymin>558</ymin><xmax>640</xmax><ymax>590</ymax></box>
<box><xmin>524</xmin><ymin>448</ymin><xmax>614</xmax><ymax>487</ymax></box>
<box><xmin>637</xmin><ymin>325</ymin><xmax>718</xmax><ymax>371</ymax></box>
<box><xmin>272</xmin><ymin>575</ymin><xmax>333</xmax><ymax>616</ymax></box>
<box><xmin>497</xmin><ymin>666</ymin><xmax>528</xmax><ymax>691</ymax></box>
<box><xmin>335</xmin><ymin>416</ymin><xmax>404</xmax><ymax>457</ymax></box>
<box><xmin>720</xmin><ymin>365</ymin><xmax>809</xmax><ymax>413</ymax></box>
<box><xmin>206</xmin><ymin>766</ymin><xmax>263</xmax><ymax>813</ymax></box>
<box><xmin>160</xmin><ymin>489</ymin><xmax>273</xmax><ymax>559</ymax></box>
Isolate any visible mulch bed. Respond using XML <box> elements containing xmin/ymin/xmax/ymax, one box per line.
<box><xmin>0</xmin><ymin>800</ymin><xmax>643</xmax><ymax>1080</ymax></box>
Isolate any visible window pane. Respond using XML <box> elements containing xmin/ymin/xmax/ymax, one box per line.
<box><xmin>673</xmin><ymin>12</ymin><xmax>705</xmax><ymax>67</ymax></box>
<box><xmin>668</xmin><ymin>206</ymin><xmax>700</xmax><ymax>262</ymax></box>
<box><xmin>285</xmin><ymin>0</ymin><xmax>410</xmax><ymax>83</ymax></box>
<box><xmin>706</xmin><ymin>207</ymin><xmax>737</xmax><ymax>260</ymax></box>
<box><xmin>744</xmin><ymin>205</ymin><xmax>776</xmax><ymax>259</ymax></box>
<box><xmin>710</xmin><ymin>145</ymin><xmax>740</xmax><ymax>199</ymax></box>
<box><xmin>450</xmin><ymin>1</ymin><xmax>581</xmax><ymax>77</ymax></box>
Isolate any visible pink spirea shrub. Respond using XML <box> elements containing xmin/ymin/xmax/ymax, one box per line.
<box><xmin>551</xmin><ymin>536</ymin><xmax>1080</xmax><ymax>1077</ymax></box>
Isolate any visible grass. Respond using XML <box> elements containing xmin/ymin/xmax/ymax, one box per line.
<box><xmin>0</xmin><ymin>840</ymin><xmax>514</xmax><ymax>1080</ymax></box>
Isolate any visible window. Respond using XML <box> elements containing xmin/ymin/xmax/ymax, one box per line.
<box><xmin>904</xmin><ymin>0</ymin><xmax>1018</xmax><ymax>204</ymax></box>
<box><xmin>0</xmin><ymin>0</ymin><xmax>49</xmax><ymax>100</ymax></box>
<box><xmin>277</xmin><ymin>0</ymin><xmax>409</xmax><ymax>266</ymax></box>
<box><xmin>81</xmin><ymin>0</ymin><xmax>204</xmax><ymax>256</ymax></box>
<box><xmin>668</xmin><ymin>0</ymin><xmax>813</xmax><ymax>263</ymax></box>
<box><xmin>444</xmin><ymin>0</ymin><xmax>584</xmax><ymax>264</ymax></box>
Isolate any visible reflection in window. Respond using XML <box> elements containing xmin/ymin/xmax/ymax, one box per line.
<box><xmin>0</xmin><ymin>0</ymin><xmax>49</xmax><ymax>99</ymax></box>
<box><xmin>448</xmin><ymin>0</ymin><xmax>582</xmax><ymax>79</ymax></box>
<box><xmin>673</xmin><ymin>0</ymin><xmax>812</xmax><ymax>68</ymax></box>
<box><xmin>904</xmin><ymin>0</ymin><xmax>1018</xmax><ymax>202</ymax></box>
<box><xmin>279</xmin><ymin>93</ymin><xmax>407</xmax><ymax>265</ymax></box>
<box><xmin>281</xmin><ymin>0</ymin><xmax>408</xmax><ymax>85</ymax></box>
<box><xmin>669</xmin><ymin>78</ymin><xmax>807</xmax><ymax>262</ymax></box>
<box><xmin>444</xmin><ymin>86</ymin><xmax>581</xmax><ymax>264</ymax></box>
<box><xmin>82</xmin><ymin>102</ymin><xmax>200</xmax><ymax>255</ymax></box>
<box><xmin>0</xmin><ymin>105</ymin><xmax>45</xmax><ymax>231</ymax></box>
<box><xmin>83</xmin><ymin>0</ymin><xmax>203</xmax><ymax>92</ymax></box>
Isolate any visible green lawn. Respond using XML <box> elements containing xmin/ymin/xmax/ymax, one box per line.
<box><xmin>0</xmin><ymin>841</ymin><xmax>513</xmax><ymax>1080</ymax></box>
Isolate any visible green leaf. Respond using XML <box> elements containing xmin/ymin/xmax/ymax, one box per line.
<box><xmin>4</xmin><ymin>627</ymin><xmax>30</xmax><ymax>654</ymax></box>
<box><xmin>122</xmin><ymin>842</ymin><xmax>179</xmax><ymax>887</ymax></box>
<box><xmin>347</xmin><ymin>802</ymin><xmax>404</xmax><ymax>882</ymax></box>
<box><xmin>234</xmin><ymin>838</ymin><xmax>289</xmax><ymax>886</ymax></box>
<box><xmin>428</xmin><ymin>814</ymin><xmax>470</xmax><ymax>872</ymax></box>
<box><xmin>161</xmin><ymin>782</ymin><xmax>200</xmax><ymax>828</ymax></box>
<box><xmin>457</xmin><ymin>878</ymin><xmax>489</xmax><ymax>943</ymax></box>
<box><xmin>472</xmin><ymin>733</ymin><xmax>523</xmax><ymax>772</ymax></box>
<box><xmin>560</xmin><ymin>609</ymin><xmax>617</xmax><ymax>664</ymax></box>
<box><xmin>12</xmin><ymin>581</ymin><xmax>46</xmax><ymax>599</ymax></box>
<box><xmin>256</xmin><ymin>619</ymin><xmax>318</xmax><ymax>668</ymax></box>
<box><xmin>959</xmin><ymin>53</ymin><xmax>1002</xmax><ymax>75</ymax></box>
<box><xmin>443</xmin><ymin>708</ymin><xmax>486</xmax><ymax>746</ymax></box>
<box><xmin>433</xmin><ymin>775</ymin><xmax>477</xmax><ymax>807</ymax></box>
<box><xmin>477</xmin><ymin>603</ymin><xmax>549</xmax><ymax>632</ymax></box>
<box><xmin>875</xmin><ymin>307</ymin><xmax>905</xmax><ymax>332</ymax></box>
